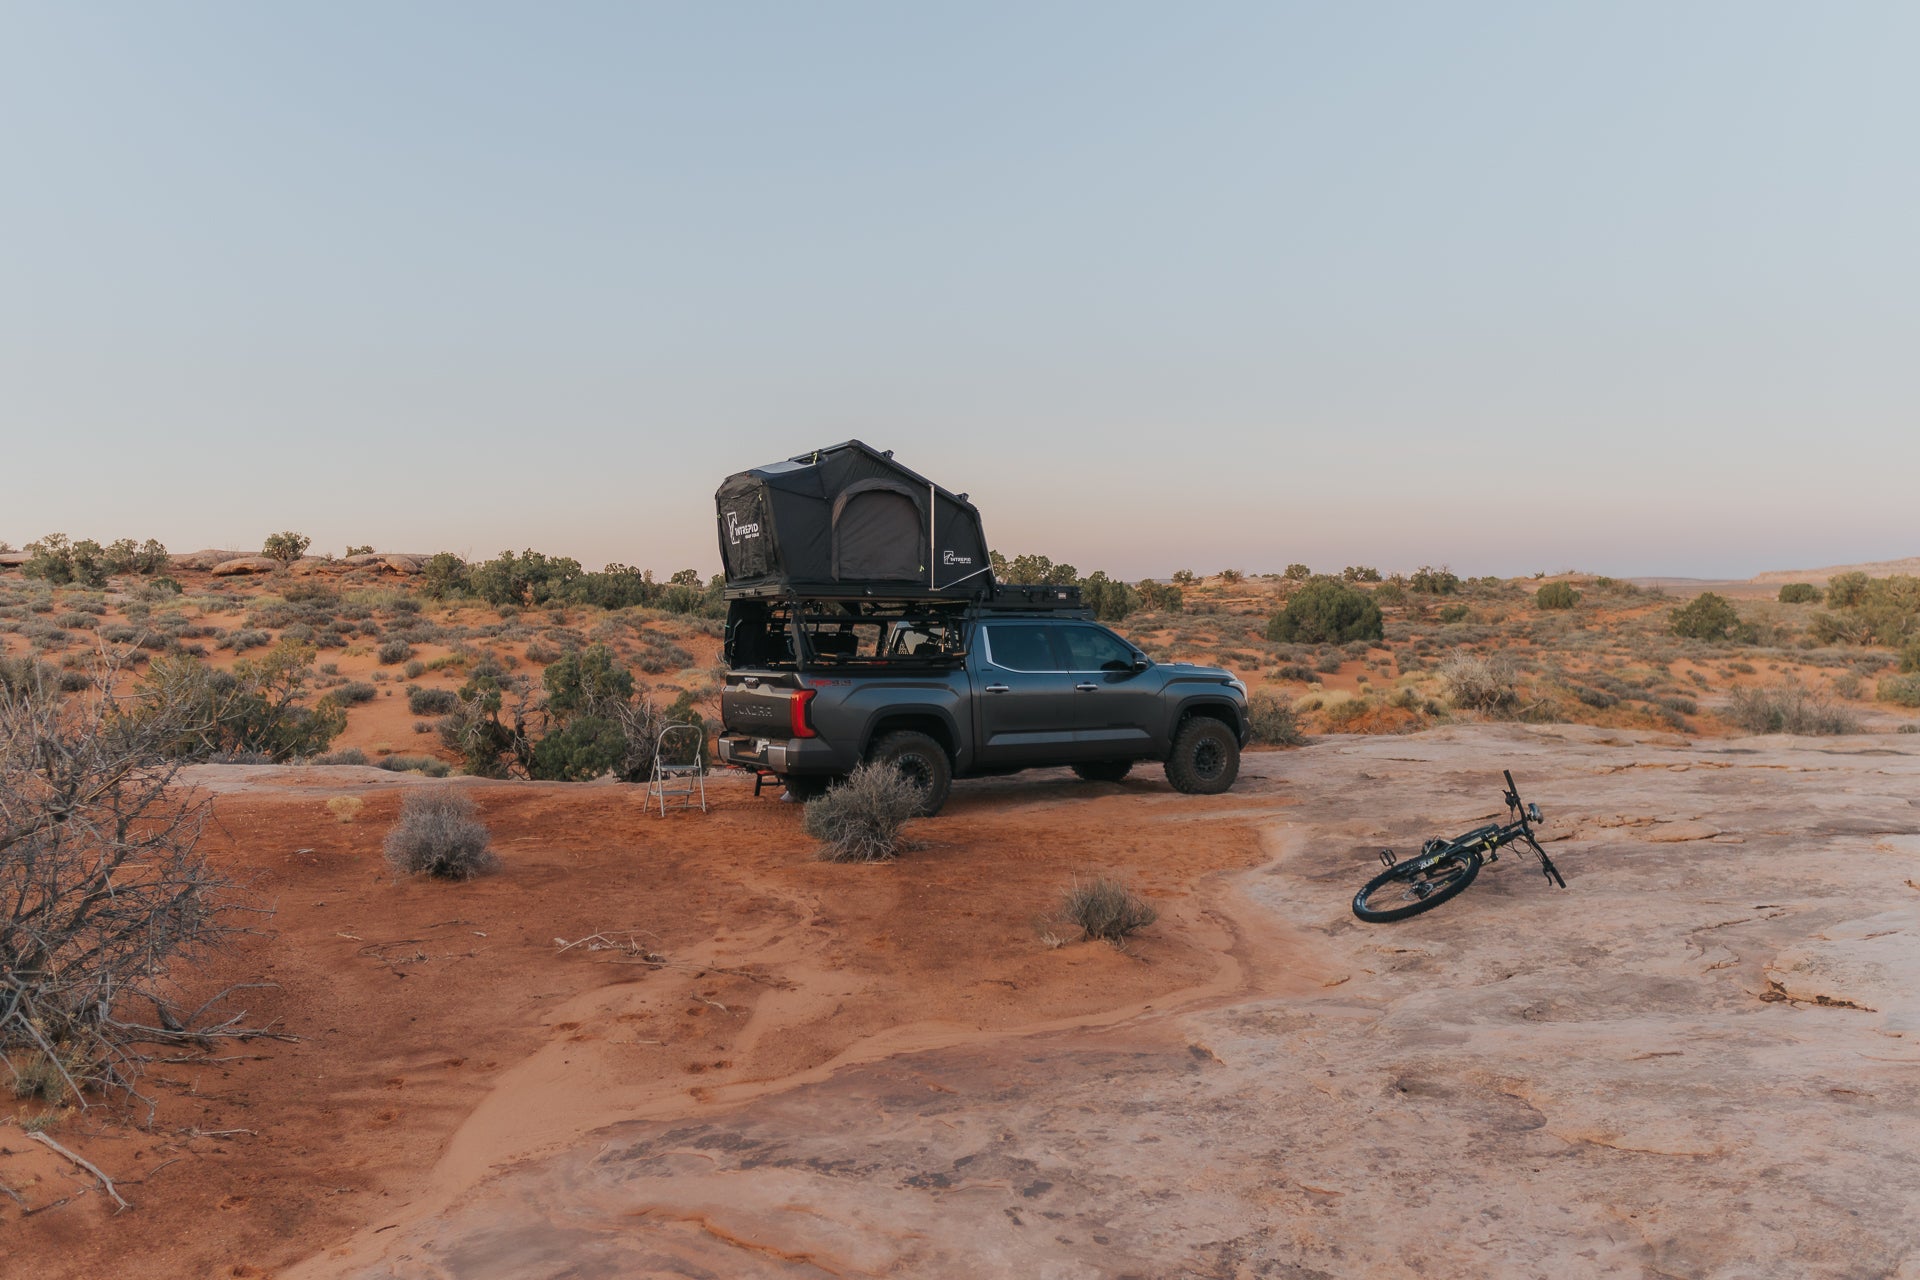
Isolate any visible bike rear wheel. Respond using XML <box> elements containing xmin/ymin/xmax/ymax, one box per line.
<box><xmin>1352</xmin><ymin>847</ymin><xmax>1484</xmax><ymax>922</ymax></box>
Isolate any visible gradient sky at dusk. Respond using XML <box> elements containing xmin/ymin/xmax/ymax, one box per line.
<box><xmin>4</xmin><ymin>3</ymin><xmax>1916</xmax><ymax>579</ymax></box>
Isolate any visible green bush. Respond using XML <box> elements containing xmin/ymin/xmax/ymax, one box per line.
<box><xmin>1282</xmin><ymin>564</ymin><xmax>1310</xmax><ymax>581</ymax></box>
<box><xmin>131</xmin><ymin>642</ymin><xmax>346</xmax><ymax>761</ymax></box>
<box><xmin>991</xmin><ymin>552</ymin><xmax>1078</xmax><ymax>586</ymax></box>
<box><xmin>529</xmin><ymin>715</ymin><xmax>628</xmax><ymax>781</ymax></box>
<box><xmin>1777</xmin><ymin>583</ymin><xmax>1821</xmax><ymax>604</ymax></box>
<box><xmin>1246</xmin><ymin>692</ymin><xmax>1305</xmax><ymax>746</ymax></box>
<box><xmin>1438</xmin><ymin>603</ymin><xmax>1471</xmax><ymax>624</ymax></box>
<box><xmin>262</xmin><ymin>531</ymin><xmax>311</xmax><ymax>564</ymax></box>
<box><xmin>543</xmin><ymin>643</ymin><xmax>634</xmax><ymax>717</ymax></box>
<box><xmin>1410</xmin><ymin>565</ymin><xmax>1460</xmax><ymax>595</ymax></box>
<box><xmin>21</xmin><ymin>534</ymin><xmax>109</xmax><ymax>588</ymax></box>
<box><xmin>1670</xmin><ymin>592</ymin><xmax>1755</xmax><ymax>643</ymax></box>
<box><xmin>1266</xmin><ymin>578</ymin><xmax>1383</xmax><ymax>645</ymax></box>
<box><xmin>1134</xmin><ymin>580</ymin><xmax>1184</xmax><ymax>612</ymax></box>
<box><xmin>377</xmin><ymin>638</ymin><xmax>414</xmax><ymax>665</ymax></box>
<box><xmin>1078</xmin><ymin>570</ymin><xmax>1138</xmax><ymax>622</ymax></box>
<box><xmin>377</xmin><ymin>754</ymin><xmax>452</xmax><ymax>777</ymax></box>
<box><xmin>421</xmin><ymin>552</ymin><xmax>472</xmax><ymax>599</ymax></box>
<box><xmin>1373</xmin><ymin>581</ymin><xmax>1407</xmax><ymax>605</ymax></box>
<box><xmin>1341</xmin><ymin>566</ymin><xmax>1382</xmax><ymax>583</ymax></box>
<box><xmin>1827</xmin><ymin>572</ymin><xmax>1869</xmax><ymax>608</ymax></box>
<box><xmin>1535</xmin><ymin>582</ymin><xmax>1580</xmax><ymax>610</ymax></box>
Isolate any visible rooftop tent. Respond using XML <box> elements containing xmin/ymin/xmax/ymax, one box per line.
<box><xmin>716</xmin><ymin>441</ymin><xmax>992</xmax><ymax>598</ymax></box>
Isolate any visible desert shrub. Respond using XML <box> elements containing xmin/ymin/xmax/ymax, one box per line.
<box><xmin>224</xmin><ymin>628</ymin><xmax>272</xmax><ymax>652</ymax></box>
<box><xmin>402</xmin><ymin>658</ymin><xmax>427</xmax><ymax>679</ymax></box>
<box><xmin>1373</xmin><ymin>581</ymin><xmax>1407</xmax><ymax>605</ymax></box>
<box><xmin>543</xmin><ymin>643</ymin><xmax>635</xmax><ymax>717</ymax></box>
<box><xmin>383</xmin><ymin>790</ymin><xmax>496</xmax><ymax>879</ymax></box>
<box><xmin>1172</xmin><ymin>568</ymin><xmax>1198</xmax><ymax>585</ymax></box>
<box><xmin>262</xmin><ymin>531</ymin><xmax>310</xmax><ymax>564</ymax></box>
<box><xmin>992</xmin><ymin>552</ymin><xmax>1078</xmax><ymax>586</ymax></box>
<box><xmin>1438</xmin><ymin>602</ymin><xmax>1471</xmax><ymax>624</ymax></box>
<box><xmin>130</xmin><ymin>642</ymin><xmax>347</xmax><ymax>761</ymax></box>
<box><xmin>1060</xmin><ymin>877</ymin><xmax>1157</xmax><ymax>942</ymax></box>
<box><xmin>524</xmin><ymin>639</ymin><xmax>561</xmax><ymax>664</ymax></box>
<box><xmin>1437</xmin><ymin>650</ymin><xmax>1519</xmax><ymax>712</ymax></box>
<box><xmin>1878</xmin><ymin>674</ymin><xmax>1920</xmax><ymax>708</ymax></box>
<box><xmin>1246</xmin><ymin>692</ymin><xmax>1305</xmax><ymax>746</ymax></box>
<box><xmin>407</xmin><ymin>686</ymin><xmax>459</xmax><ymax>714</ymax></box>
<box><xmin>1314</xmin><ymin>652</ymin><xmax>1343</xmax><ymax>674</ymax></box>
<box><xmin>468</xmin><ymin>548</ymin><xmax>583</xmax><ymax>607</ymax></box>
<box><xmin>1535</xmin><ymin>581</ymin><xmax>1580</xmax><ymax>610</ymax></box>
<box><xmin>805</xmin><ymin>762</ymin><xmax>921</xmax><ymax>863</ymax></box>
<box><xmin>1724</xmin><ymin>682</ymin><xmax>1859</xmax><ymax>734</ymax></box>
<box><xmin>100</xmin><ymin>537</ymin><xmax>169</xmax><ymax>575</ymax></box>
<box><xmin>1777</xmin><ymin>583</ymin><xmax>1821</xmax><ymax>604</ymax></box>
<box><xmin>1827</xmin><ymin>572</ymin><xmax>1869</xmax><ymax>609</ymax></box>
<box><xmin>529</xmin><ymin>715</ymin><xmax>628</xmax><ymax>781</ymax></box>
<box><xmin>1341</xmin><ymin>566</ymin><xmax>1382</xmax><ymax>583</ymax></box>
<box><xmin>1135</xmin><ymin>580</ymin><xmax>1184</xmax><ymax>612</ymax></box>
<box><xmin>1266</xmin><ymin>577</ymin><xmax>1383</xmax><ymax>645</ymax></box>
<box><xmin>424</xmin><ymin>555</ymin><xmax>474</xmax><ymax>600</ymax></box>
<box><xmin>377</xmin><ymin>754</ymin><xmax>452</xmax><ymax>777</ymax></box>
<box><xmin>1271</xmin><ymin>663</ymin><xmax>1316</xmax><ymax>683</ymax></box>
<box><xmin>377</xmin><ymin>638</ymin><xmax>414</xmax><ymax>665</ymax></box>
<box><xmin>337</xmin><ymin>681</ymin><xmax>378</xmax><ymax>704</ymax></box>
<box><xmin>21</xmin><ymin>534</ymin><xmax>109</xmax><ymax>588</ymax></box>
<box><xmin>312</xmin><ymin>747</ymin><xmax>370</xmax><ymax>765</ymax></box>
<box><xmin>1078</xmin><ymin>570</ymin><xmax>1139</xmax><ymax>623</ymax></box>
<box><xmin>1410</xmin><ymin>565</ymin><xmax>1461</xmax><ymax>595</ymax></box>
<box><xmin>345</xmin><ymin>544</ymin><xmax>373</xmax><ymax>557</ymax></box>
<box><xmin>1282</xmin><ymin>564</ymin><xmax>1310</xmax><ymax>581</ymax></box>
<box><xmin>1670</xmin><ymin>593</ymin><xmax>1755</xmax><ymax>643</ymax></box>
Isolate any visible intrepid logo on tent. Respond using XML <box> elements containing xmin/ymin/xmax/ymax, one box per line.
<box><xmin>727</xmin><ymin>512</ymin><xmax>762</xmax><ymax>545</ymax></box>
<box><xmin>942</xmin><ymin>550</ymin><xmax>972</xmax><ymax>566</ymax></box>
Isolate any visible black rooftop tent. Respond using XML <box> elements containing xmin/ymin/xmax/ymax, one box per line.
<box><xmin>716</xmin><ymin>441</ymin><xmax>993</xmax><ymax>599</ymax></box>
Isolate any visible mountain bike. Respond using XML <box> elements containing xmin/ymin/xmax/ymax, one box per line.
<box><xmin>1351</xmin><ymin>770</ymin><xmax>1566</xmax><ymax>922</ymax></box>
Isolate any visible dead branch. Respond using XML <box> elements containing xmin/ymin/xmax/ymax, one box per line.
<box><xmin>29</xmin><ymin>1131</ymin><xmax>130</xmax><ymax>1212</ymax></box>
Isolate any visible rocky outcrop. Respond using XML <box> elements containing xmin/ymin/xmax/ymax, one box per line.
<box><xmin>210</xmin><ymin>556</ymin><xmax>282</xmax><ymax>576</ymax></box>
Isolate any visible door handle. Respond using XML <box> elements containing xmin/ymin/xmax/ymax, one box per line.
<box><xmin>1075</xmin><ymin>682</ymin><xmax>1098</xmax><ymax>692</ymax></box>
<box><xmin>984</xmin><ymin>684</ymin><xmax>1010</xmax><ymax>693</ymax></box>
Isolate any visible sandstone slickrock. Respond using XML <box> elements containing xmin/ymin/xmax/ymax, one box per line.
<box><xmin>281</xmin><ymin>724</ymin><xmax>1920</xmax><ymax>1279</ymax></box>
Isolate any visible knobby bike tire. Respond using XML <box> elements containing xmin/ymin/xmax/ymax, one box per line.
<box><xmin>1352</xmin><ymin>847</ymin><xmax>1484</xmax><ymax>922</ymax></box>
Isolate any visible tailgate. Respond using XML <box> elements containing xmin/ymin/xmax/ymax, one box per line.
<box><xmin>721</xmin><ymin>671</ymin><xmax>811</xmax><ymax>740</ymax></box>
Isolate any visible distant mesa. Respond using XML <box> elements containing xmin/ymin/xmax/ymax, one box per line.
<box><xmin>1750</xmin><ymin>556</ymin><xmax>1920</xmax><ymax>584</ymax></box>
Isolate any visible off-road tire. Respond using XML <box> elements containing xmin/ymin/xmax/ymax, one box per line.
<box><xmin>1164</xmin><ymin>717</ymin><xmax>1240</xmax><ymax>795</ymax></box>
<box><xmin>1351</xmin><ymin>848</ymin><xmax>1483</xmax><ymax>922</ymax></box>
<box><xmin>868</xmin><ymin>730</ymin><xmax>953</xmax><ymax>817</ymax></box>
<box><xmin>1071</xmin><ymin>760</ymin><xmax>1133</xmax><ymax>783</ymax></box>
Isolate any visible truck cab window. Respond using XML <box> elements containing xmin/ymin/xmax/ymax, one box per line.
<box><xmin>983</xmin><ymin>624</ymin><xmax>1057</xmax><ymax>672</ymax></box>
<box><xmin>1054</xmin><ymin>624</ymin><xmax>1135</xmax><ymax>672</ymax></box>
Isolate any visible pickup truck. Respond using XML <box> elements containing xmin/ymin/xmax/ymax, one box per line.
<box><xmin>717</xmin><ymin>600</ymin><xmax>1248</xmax><ymax>815</ymax></box>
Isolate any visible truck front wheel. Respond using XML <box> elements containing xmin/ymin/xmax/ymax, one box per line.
<box><xmin>869</xmin><ymin>730</ymin><xmax>953</xmax><ymax>817</ymax></box>
<box><xmin>1165</xmin><ymin>717</ymin><xmax>1240</xmax><ymax>795</ymax></box>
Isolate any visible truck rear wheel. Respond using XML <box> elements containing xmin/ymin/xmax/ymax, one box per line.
<box><xmin>1071</xmin><ymin>760</ymin><xmax>1133</xmax><ymax>783</ymax></box>
<box><xmin>1165</xmin><ymin>717</ymin><xmax>1239</xmax><ymax>795</ymax></box>
<box><xmin>869</xmin><ymin>730</ymin><xmax>952</xmax><ymax>817</ymax></box>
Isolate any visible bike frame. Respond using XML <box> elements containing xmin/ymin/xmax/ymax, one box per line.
<box><xmin>1384</xmin><ymin>770</ymin><xmax>1565</xmax><ymax>889</ymax></box>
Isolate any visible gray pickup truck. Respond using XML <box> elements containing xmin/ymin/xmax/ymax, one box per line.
<box><xmin>717</xmin><ymin>598</ymin><xmax>1249</xmax><ymax>815</ymax></box>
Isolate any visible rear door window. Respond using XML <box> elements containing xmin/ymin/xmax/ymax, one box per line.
<box><xmin>1053</xmin><ymin>624</ymin><xmax>1136</xmax><ymax>672</ymax></box>
<box><xmin>983</xmin><ymin>625</ymin><xmax>1058</xmax><ymax>672</ymax></box>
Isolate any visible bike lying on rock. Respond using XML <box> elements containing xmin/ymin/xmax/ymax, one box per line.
<box><xmin>1351</xmin><ymin>770</ymin><xmax>1566</xmax><ymax>922</ymax></box>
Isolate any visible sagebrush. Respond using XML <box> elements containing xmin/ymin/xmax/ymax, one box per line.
<box><xmin>804</xmin><ymin>762</ymin><xmax>921</xmax><ymax>863</ymax></box>
<box><xmin>1060</xmin><ymin>877</ymin><xmax>1157</xmax><ymax>942</ymax></box>
<box><xmin>384</xmin><ymin>789</ymin><xmax>498</xmax><ymax>879</ymax></box>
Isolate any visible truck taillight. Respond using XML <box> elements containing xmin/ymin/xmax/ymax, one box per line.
<box><xmin>790</xmin><ymin>688</ymin><xmax>817</xmax><ymax>738</ymax></box>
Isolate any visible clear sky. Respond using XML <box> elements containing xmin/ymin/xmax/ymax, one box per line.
<box><xmin>3</xmin><ymin>3</ymin><xmax>1915</xmax><ymax>580</ymax></box>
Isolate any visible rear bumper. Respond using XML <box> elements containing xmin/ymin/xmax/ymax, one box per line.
<box><xmin>717</xmin><ymin>733</ymin><xmax>848</xmax><ymax>777</ymax></box>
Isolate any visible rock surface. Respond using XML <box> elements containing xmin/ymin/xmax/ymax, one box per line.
<box><xmin>288</xmin><ymin>724</ymin><xmax>1920</xmax><ymax>1280</ymax></box>
<box><xmin>209</xmin><ymin>555</ymin><xmax>282</xmax><ymax>576</ymax></box>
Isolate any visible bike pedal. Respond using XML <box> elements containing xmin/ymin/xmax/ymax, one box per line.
<box><xmin>1378</xmin><ymin>849</ymin><xmax>1397</xmax><ymax>868</ymax></box>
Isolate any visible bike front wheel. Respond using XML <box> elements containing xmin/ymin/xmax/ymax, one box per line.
<box><xmin>1352</xmin><ymin>847</ymin><xmax>1484</xmax><ymax>922</ymax></box>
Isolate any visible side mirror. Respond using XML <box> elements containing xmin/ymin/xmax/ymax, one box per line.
<box><xmin>1133</xmin><ymin>655</ymin><xmax>1151</xmax><ymax>671</ymax></box>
